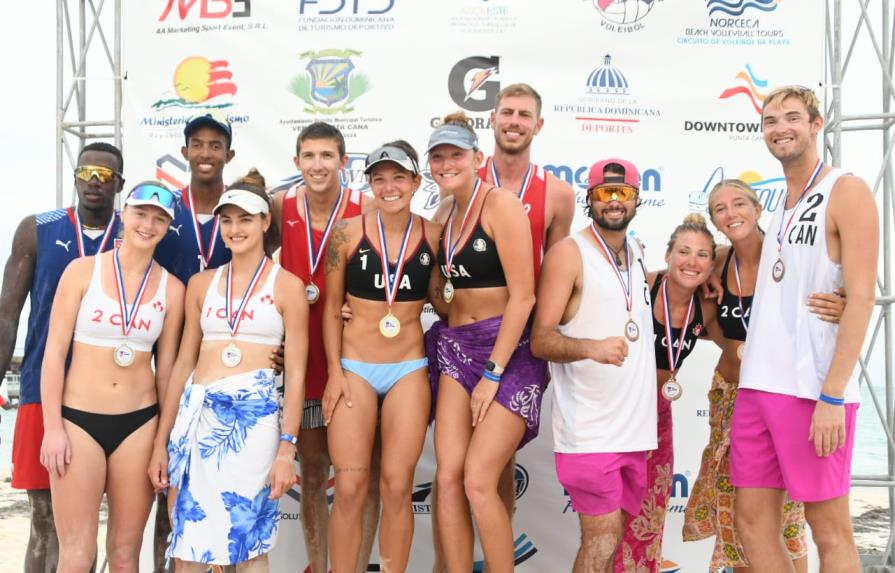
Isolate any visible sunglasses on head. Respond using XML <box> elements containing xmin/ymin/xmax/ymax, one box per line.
<box><xmin>74</xmin><ymin>165</ymin><xmax>121</xmax><ymax>184</ymax></box>
<box><xmin>590</xmin><ymin>184</ymin><xmax>638</xmax><ymax>203</ymax></box>
<box><xmin>127</xmin><ymin>184</ymin><xmax>177</xmax><ymax>209</ymax></box>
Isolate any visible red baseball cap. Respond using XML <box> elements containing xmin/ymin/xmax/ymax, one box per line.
<box><xmin>587</xmin><ymin>158</ymin><xmax>640</xmax><ymax>190</ymax></box>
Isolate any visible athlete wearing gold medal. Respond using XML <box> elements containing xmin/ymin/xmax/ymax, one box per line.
<box><xmin>39</xmin><ymin>183</ymin><xmax>184</xmax><ymax>571</ymax></box>
<box><xmin>321</xmin><ymin>141</ymin><xmax>440</xmax><ymax>573</ymax></box>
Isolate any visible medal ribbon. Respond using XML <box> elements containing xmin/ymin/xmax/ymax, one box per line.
<box><xmin>377</xmin><ymin>211</ymin><xmax>415</xmax><ymax>309</ymax></box>
<box><xmin>112</xmin><ymin>249</ymin><xmax>154</xmax><ymax>337</ymax></box>
<box><xmin>732</xmin><ymin>254</ymin><xmax>750</xmax><ymax>333</ymax></box>
<box><xmin>489</xmin><ymin>158</ymin><xmax>533</xmax><ymax>203</ymax></box>
<box><xmin>589</xmin><ymin>223</ymin><xmax>633</xmax><ymax>314</ymax></box>
<box><xmin>225</xmin><ymin>257</ymin><xmax>268</xmax><ymax>337</ymax></box>
<box><xmin>186</xmin><ymin>186</ymin><xmax>221</xmax><ymax>270</ymax></box>
<box><xmin>72</xmin><ymin>208</ymin><xmax>117</xmax><ymax>258</ymax></box>
<box><xmin>443</xmin><ymin>179</ymin><xmax>482</xmax><ymax>276</ymax></box>
<box><xmin>304</xmin><ymin>187</ymin><xmax>345</xmax><ymax>279</ymax></box>
<box><xmin>775</xmin><ymin>159</ymin><xmax>823</xmax><ymax>253</ymax></box>
<box><xmin>661</xmin><ymin>277</ymin><xmax>694</xmax><ymax>377</ymax></box>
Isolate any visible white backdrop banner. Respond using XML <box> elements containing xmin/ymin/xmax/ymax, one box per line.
<box><xmin>124</xmin><ymin>2</ymin><xmax>824</xmax><ymax>571</ymax></box>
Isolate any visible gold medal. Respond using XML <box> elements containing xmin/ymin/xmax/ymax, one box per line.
<box><xmin>379</xmin><ymin>312</ymin><xmax>401</xmax><ymax>338</ymax></box>
<box><xmin>625</xmin><ymin>318</ymin><xmax>640</xmax><ymax>342</ymax></box>
<box><xmin>443</xmin><ymin>280</ymin><xmax>455</xmax><ymax>303</ymax></box>
<box><xmin>114</xmin><ymin>343</ymin><xmax>136</xmax><ymax>367</ymax></box>
<box><xmin>305</xmin><ymin>282</ymin><xmax>320</xmax><ymax>304</ymax></box>
<box><xmin>661</xmin><ymin>377</ymin><xmax>683</xmax><ymax>401</ymax></box>
<box><xmin>221</xmin><ymin>342</ymin><xmax>242</xmax><ymax>368</ymax></box>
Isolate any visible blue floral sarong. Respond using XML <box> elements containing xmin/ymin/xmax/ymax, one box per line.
<box><xmin>166</xmin><ymin>369</ymin><xmax>280</xmax><ymax>565</ymax></box>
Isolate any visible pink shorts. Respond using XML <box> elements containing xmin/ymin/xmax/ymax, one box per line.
<box><xmin>730</xmin><ymin>388</ymin><xmax>858</xmax><ymax>502</ymax></box>
<box><xmin>555</xmin><ymin>451</ymin><xmax>648</xmax><ymax>516</ymax></box>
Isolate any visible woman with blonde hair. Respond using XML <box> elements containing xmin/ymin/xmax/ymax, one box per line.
<box><xmin>682</xmin><ymin>179</ymin><xmax>843</xmax><ymax>572</ymax></box>
<box><xmin>41</xmin><ymin>182</ymin><xmax>184</xmax><ymax>572</ymax></box>
<box><xmin>425</xmin><ymin>112</ymin><xmax>545</xmax><ymax>573</ymax></box>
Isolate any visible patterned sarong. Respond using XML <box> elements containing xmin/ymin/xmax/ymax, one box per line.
<box><xmin>615</xmin><ymin>394</ymin><xmax>674</xmax><ymax>572</ymax></box>
<box><xmin>426</xmin><ymin>316</ymin><xmax>547</xmax><ymax>448</ymax></box>
<box><xmin>166</xmin><ymin>369</ymin><xmax>281</xmax><ymax>566</ymax></box>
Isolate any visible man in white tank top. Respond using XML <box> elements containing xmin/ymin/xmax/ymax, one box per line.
<box><xmin>731</xmin><ymin>86</ymin><xmax>878</xmax><ymax>573</ymax></box>
<box><xmin>532</xmin><ymin>158</ymin><xmax>657</xmax><ymax>572</ymax></box>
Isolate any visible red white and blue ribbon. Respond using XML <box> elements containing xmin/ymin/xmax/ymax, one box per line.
<box><xmin>443</xmin><ymin>179</ymin><xmax>482</xmax><ymax>276</ymax></box>
<box><xmin>112</xmin><ymin>248</ymin><xmax>154</xmax><ymax>336</ymax></box>
<box><xmin>72</xmin><ymin>208</ymin><xmax>116</xmax><ymax>258</ymax></box>
<box><xmin>732</xmin><ymin>254</ymin><xmax>750</xmax><ymax>333</ymax></box>
<box><xmin>377</xmin><ymin>211</ymin><xmax>415</xmax><ymax>309</ymax></box>
<box><xmin>776</xmin><ymin>159</ymin><xmax>823</xmax><ymax>253</ymax></box>
<box><xmin>660</xmin><ymin>276</ymin><xmax>694</xmax><ymax>376</ymax></box>
<box><xmin>590</xmin><ymin>223</ymin><xmax>633</xmax><ymax>314</ymax></box>
<box><xmin>186</xmin><ymin>186</ymin><xmax>221</xmax><ymax>270</ymax></box>
<box><xmin>489</xmin><ymin>157</ymin><xmax>533</xmax><ymax>203</ymax></box>
<box><xmin>303</xmin><ymin>187</ymin><xmax>344</xmax><ymax>278</ymax></box>
<box><xmin>225</xmin><ymin>257</ymin><xmax>268</xmax><ymax>337</ymax></box>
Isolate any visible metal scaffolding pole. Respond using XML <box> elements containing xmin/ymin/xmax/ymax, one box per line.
<box><xmin>55</xmin><ymin>0</ymin><xmax>122</xmax><ymax>208</ymax></box>
<box><xmin>827</xmin><ymin>0</ymin><xmax>895</xmax><ymax>570</ymax></box>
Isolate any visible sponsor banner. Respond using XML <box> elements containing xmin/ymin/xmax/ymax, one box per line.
<box><xmin>124</xmin><ymin>3</ymin><xmax>824</xmax><ymax>570</ymax></box>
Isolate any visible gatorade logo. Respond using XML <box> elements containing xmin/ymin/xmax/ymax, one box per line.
<box><xmin>448</xmin><ymin>56</ymin><xmax>501</xmax><ymax>112</ymax></box>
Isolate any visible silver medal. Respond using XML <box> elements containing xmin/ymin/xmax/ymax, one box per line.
<box><xmin>114</xmin><ymin>343</ymin><xmax>136</xmax><ymax>367</ymax></box>
<box><xmin>221</xmin><ymin>342</ymin><xmax>242</xmax><ymax>368</ymax></box>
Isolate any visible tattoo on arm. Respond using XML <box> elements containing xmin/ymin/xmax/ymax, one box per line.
<box><xmin>325</xmin><ymin>220</ymin><xmax>349</xmax><ymax>273</ymax></box>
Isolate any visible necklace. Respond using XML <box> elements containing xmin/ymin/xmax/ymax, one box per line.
<box><xmin>610</xmin><ymin>243</ymin><xmax>625</xmax><ymax>266</ymax></box>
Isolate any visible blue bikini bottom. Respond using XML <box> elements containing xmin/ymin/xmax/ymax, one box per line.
<box><xmin>340</xmin><ymin>357</ymin><xmax>429</xmax><ymax>396</ymax></box>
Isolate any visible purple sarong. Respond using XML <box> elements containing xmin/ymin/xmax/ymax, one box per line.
<box><xmin>425</xmin><ymin>316</ymin><xmax>547</xmax><ymax>449</ymax></box>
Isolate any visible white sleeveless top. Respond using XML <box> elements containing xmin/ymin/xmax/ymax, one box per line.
<box><xmin>740</xmin><ymin>168</ymin><xmax>859</xmax><ymax>403</ymax></box>
<box><xmin>200</xmin><ymin>262</ymin><xmax>285</xmax><ymax>346</ymax></box>
<box><xmin>73</xmin><ymin>254</ymin><xmax>169</xmax><ymax>352</ymax></box>
<box><xmin>549</xmin><ymin>231</ymin><xmax>657</xmax><ymax>453</ymax></box>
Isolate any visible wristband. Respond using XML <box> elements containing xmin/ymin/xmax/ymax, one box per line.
<box><xmin>280</xmin><ymin>433</ymin><xmax>298</xmax><ymax>445</ymax></box>
<box><xmin>482</xmin><ymin>370</ymin><xmax>502</xmax><ymax>383</ymax></box>
<box><xmin>818</xmin><ymin>393</ymin><xmax>845</xmax><ymax>406</ymax></box>
<box><xmin>484</xmin><ymin>360</ymin><xmax>505</xmax><ymax>376</ymax></box>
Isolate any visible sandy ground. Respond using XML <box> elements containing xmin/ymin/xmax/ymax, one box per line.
<box><xmin>0</xmin><ymin>468</ymin><xmax>891</xmax><ymax>572</ymax></box>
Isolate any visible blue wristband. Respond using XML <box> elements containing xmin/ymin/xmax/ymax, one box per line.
<box><xmin>818</xmin><ymin>393</ymin><xmax>845</xmax><ymax>406</ymax></box>
<box><xmin>280</xmin><ymin>433</ymin><xmax>298</xmax><ymax>445</ymax></box>
<box><xmin>482</xmin><ymin>370</ymin><xmax>502</xmax><ymax>383</ymax></box>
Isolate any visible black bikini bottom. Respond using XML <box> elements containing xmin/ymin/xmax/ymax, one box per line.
<box><xmin>61</xmin><ymin>404</ymin><xmax>159</xmax><ymax>457</ymax></box>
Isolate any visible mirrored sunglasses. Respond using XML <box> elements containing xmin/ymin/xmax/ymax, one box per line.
<box><xmin>127</xmin><ymin>184</ymin><xmax>177</xmax><ymax>209</ymax></box>
<box><xmin>74</xmin><ymin>165</ymin><xmax>121</xmax><ymax>184</ymax></box>
<box><xmin>590</xmin><ymin>184</ymin><xmax>638</xmax><ymax>203</ymax></box>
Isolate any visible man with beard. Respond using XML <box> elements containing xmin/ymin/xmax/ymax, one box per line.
<box><xmin>0</xmin><ymin>143</ymin><xmax>124</xmax><ymax>572</ymax></box>
<box><xmin>531</xmin><ymin>158</ymin><xmax>657</xmax><ymax>572</ymax></box>
<box><xmin>732</xmin><ymin>86</ymin><xmax>877</xmax><ymax>573</ymax></box>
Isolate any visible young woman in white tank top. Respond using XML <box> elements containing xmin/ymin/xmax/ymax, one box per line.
<box><xmin>40</xmin><ymin>183</ymin><xmax>185</xmax><ymax>572</ymax></box>
<box><xmin>149</xmin><ymin>171</ymin><xmax>308</xmax><ymax>572</ymax></box>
